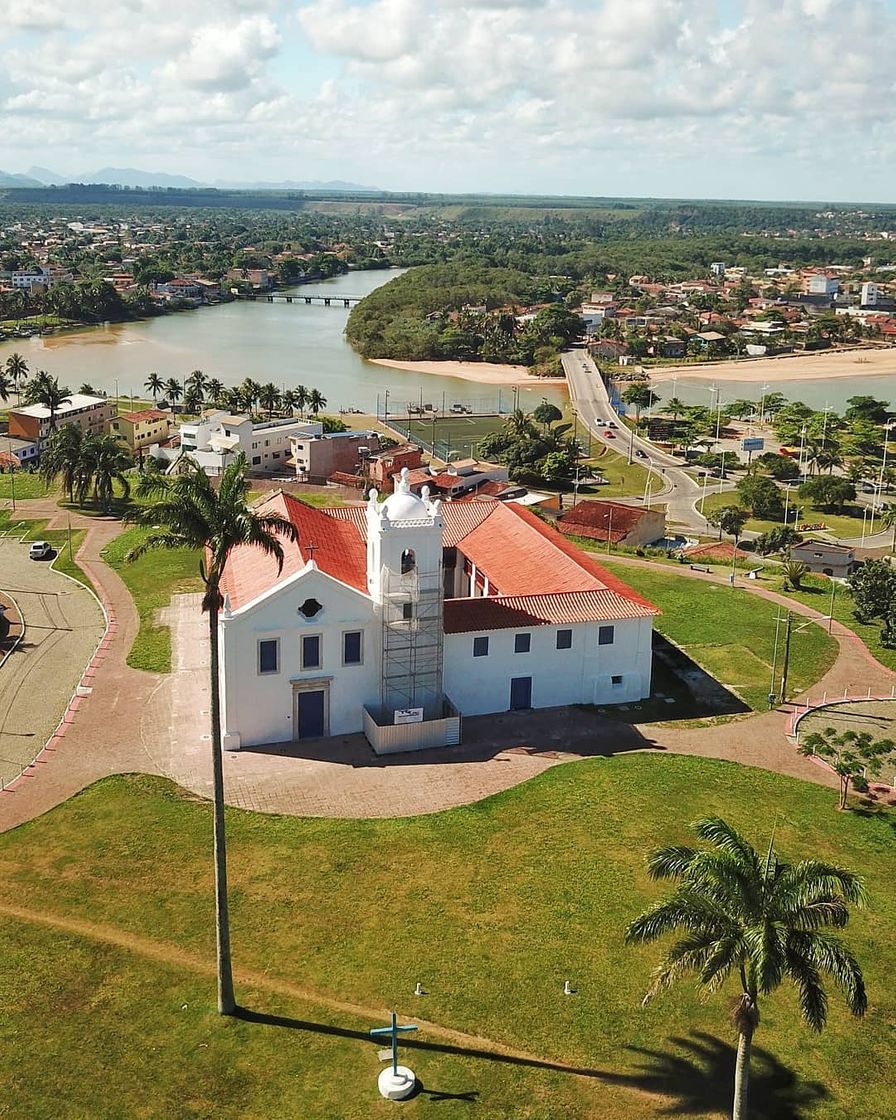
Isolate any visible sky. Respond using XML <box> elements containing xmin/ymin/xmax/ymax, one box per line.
<box><xmin>2</xmin><ymin>0</ymin><xmax>896</xmax><ymax>202</ymax></box>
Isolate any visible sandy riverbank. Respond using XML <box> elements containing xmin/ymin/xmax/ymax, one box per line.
<box><xmin>647</xmin><ymin>347</ymin><xmax>896</xmax><ymax>385</ymax></box>
<box><xmin>368</xmin><ymin>358</ymin><xmax>566</xmax><ymax>386</ymax></box>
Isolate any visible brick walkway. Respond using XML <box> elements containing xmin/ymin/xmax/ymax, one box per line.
<box><xmin>2</xmin><ymin>504</ymin><xmax>890</xmax><ymax>828</ymax></box>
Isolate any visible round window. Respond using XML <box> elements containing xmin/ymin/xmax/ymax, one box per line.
<box><xmin>298</xmin><ymin>597</ymin><xmax>323</xmax><ymax>618</ymax></box>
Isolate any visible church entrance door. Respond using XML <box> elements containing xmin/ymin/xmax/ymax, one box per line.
<box><xmin>509</xmin><ymin>676</ymin><xmax>532</xmax><ymax>710</ymax></box>
<box><xmin>294</xmin><ymin>688</ymin><xmax>327</xmax><ymax>739</ymax></box>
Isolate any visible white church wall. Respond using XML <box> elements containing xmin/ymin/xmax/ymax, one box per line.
<box><xmin>443</xmin><ymin>616</ymin><xmax>652</xmax><ymax>716</ymax></box>
<box><xmin>220</xmin><ymin>567</ymin><xmax>380</xmax><ymax>748</ymax></box>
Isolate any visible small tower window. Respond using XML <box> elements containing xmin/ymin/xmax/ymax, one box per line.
<box><xmin>400</xmin><ymin>548</ymin><xmax>416</xmax><ymax>575</ymax></box>
<box><xmin>298</xmin><ymin>598</ymin><xmax>323</xmax><ymax>619</ymax></box>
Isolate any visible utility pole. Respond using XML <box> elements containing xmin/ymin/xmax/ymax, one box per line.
<box><xmin>769</xmin><ymin>611</ymin><xmax>783</xmax><ymax>708</ymax></box>
<box><xmin>780</xmin><ymin>611</ymin><xmax>794</xmax><ymax>704</ymax></box>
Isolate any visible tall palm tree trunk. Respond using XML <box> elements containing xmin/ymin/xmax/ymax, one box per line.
<box><xmin>208</xmin><ymin>602</ymin><xmax>236</xmax><ymax>1014</ymax></box>
<box><xmin>732</xmin><ymin>1024</ymin><xmax>753</xmax><ymax>1120</ymax></box>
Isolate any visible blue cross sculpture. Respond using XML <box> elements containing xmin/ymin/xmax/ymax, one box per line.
<box><xmin>370</xmin><ymin>1011</ymin><xmax>417</xmax><ymax>1077</ymax></box>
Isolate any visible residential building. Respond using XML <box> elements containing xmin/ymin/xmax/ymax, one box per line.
<box><xmin>790</xmin><ymin>540</ymin><xmax>856</xmax><ymax>579</ymax></box>
<box><xmin>807</xmin><ymin>274</ymin><xmax>840</xmax><ymax>296</ymax></box>
<box><xmin>109</xmin><ymin>409</ymin><xmax>172</xmax><ymax>450</ymax></box>
<box><xmin>367</xmin><ymin>445</ymin><xmax>425</xmax><ymax>487</ymax></box>
<box><xmin>150</xmin><ymin>410</ymin><xmax>322</xmax><ymax>475</ymax></box>
<box><xmin>289</xmin><ymin>430</ymin><xmax>382</xmax><ymax>483</ymax></box>
<box><xmin>8</xmin><ymin>394</ymin><xmax>115</xmax><ymax>447</ymax></box>
<box><xmin>1</xmin><ymin>436</ymin><xmax>39</xmax><ymax>469</ymax></box>
<box><xmin>556</xmin><ymin>501</ymin><xmax>666</xmax><ymax>548</ymax></box>
<box><xmin>216</xmin><ymin>470</ymin><xmax>657</xmax><ymax>753</ymax></box>
<box><xmin>710</xmin><ymin>261</ymin><xmax>726</xmax><ymax>278</ymax></box>
<box><xmin>404</xmin><ymin>459</ymin><xmax>509</xmax><ymax>499</ymax></box>
<box><xmin>861</xmin><ymin>282</ymin><xmax>880</xmax><ymax>307</ymax></box>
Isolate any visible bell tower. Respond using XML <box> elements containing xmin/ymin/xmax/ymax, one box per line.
<box><xmin>366</xmin><ymin>469</ymin><xmax>445</xmax><ymax>718</ymax></box>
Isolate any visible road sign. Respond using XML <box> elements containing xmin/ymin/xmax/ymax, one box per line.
<box><xmin>741</xmin><ymin>437</ymin><xmax>765</xmax><ymax>452</ymax></box>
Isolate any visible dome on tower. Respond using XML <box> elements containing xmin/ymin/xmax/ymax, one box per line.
<box><xmin>381</xmin><ymin>468</ymin><xmax>429</xmax><ymax>521</ymax></box>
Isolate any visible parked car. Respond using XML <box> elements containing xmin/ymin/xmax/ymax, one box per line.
<box><xmin>29</xmin><ymin>540</ymin><xmax>52</xmax><ymax>560</ymax></box>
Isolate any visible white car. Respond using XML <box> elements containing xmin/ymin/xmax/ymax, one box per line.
<box><xmin>29</xmin><ymin>540</ymin><xmax>52</xmax><ymax>560</ymax></box>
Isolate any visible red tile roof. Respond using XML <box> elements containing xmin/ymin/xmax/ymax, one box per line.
<box><xmin>557</xmin><ymin>500</ymin><xmax>652</xmax><ymax>543</ymax></box>
<box><xmin>221</xmin><ymin>495</ymin><xmax>656</xmax><ymax>621</ymax></box>
<box><xmin>444</xmin><ymin>589</ymin><xmax>655</xmax><ymax>632</ymax></box>
<box><xmin>120</xmin><ymin>408</ymin><xmax>169</xmax><ymax>423</ymax></box>
<box><xmin>684</xmin><ymin>541</ymin><xmax>749</xmax><ymax>562</ymax></box>
<box><xmin>219</xmin><ymin>491</ymin><xmax>367</xmax><ymax>610</ymax></box>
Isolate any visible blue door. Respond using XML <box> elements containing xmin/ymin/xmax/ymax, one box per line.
<box><xmin>296</xmin><ymin>689</ymin><xmax>326</xmax><ymax>738</ymax></box>
<box><xmin>509</xmin><ymin>676</ymin><xmax>532</xmax><ymax>710</ymax></box>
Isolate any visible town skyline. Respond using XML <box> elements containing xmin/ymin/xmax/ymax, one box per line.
<box><xmin>5</xmin><ymin>1</ymin><xmax>896</xmax><ymax>204</ymax></box>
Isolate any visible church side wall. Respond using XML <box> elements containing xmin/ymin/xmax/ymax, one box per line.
<box><xmin>443</xmin><ymin>616</ymin><xmax>653</xmax><ymax>716</ymax></box>
<box><xmin>220</xmin><ymin>570</ymin><xmax>380</xmax><ymax>747</ymax></box>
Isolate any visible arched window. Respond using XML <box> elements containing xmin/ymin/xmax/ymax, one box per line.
<box><xmin>400</xmin><ymin>548</ymin><xmax>416</xmax><ymax>575</ymax></box>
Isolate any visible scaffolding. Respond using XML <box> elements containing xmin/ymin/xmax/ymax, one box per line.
<box><xmin>379</xmin><ymin>563</ymin><xmax>444</xmax><ymax>721</ymax></box>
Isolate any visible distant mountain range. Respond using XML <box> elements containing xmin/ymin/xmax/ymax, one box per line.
<box><xmin>0</xmin><ymin>166</ymin><xmax>379</xmax><ymax>192</ymax></box>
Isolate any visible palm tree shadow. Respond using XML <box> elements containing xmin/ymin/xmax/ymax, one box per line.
<box><xmin>603</xmin><ymin>1031</ymin><xmax>829</xmax><ymax>1119</ymax></box>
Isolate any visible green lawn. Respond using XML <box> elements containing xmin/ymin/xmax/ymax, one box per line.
<box><xmin>602</xmin><ymin>560</ymin><xmax>838</xmax><ymax>709</ymax></box>
<box><xmin>701</xmin><ymin>490</ymin><xmax>868</xmax><ymax>540</ymax></box>
<box><xmin>102</xmin><ymin>525</ymin><xmax>202</xmax><ymax>672</ymax></box>
<box><xmin>0</xmin><ymin>760</ymin><xmax>892</xmax><ymax>1118</ymax></box>
<box><xmin>0</xmin><ymin>473</ymin><xmax>50</xmax><ymax>500</ymax></box>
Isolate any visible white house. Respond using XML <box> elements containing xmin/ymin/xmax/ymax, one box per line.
<box><xmin>217</xmin><ymin>470</ymin><xmax>658</xmax><ymax>754</ymax></box>
<box><xmin>151</xmin><ymin>410</ymin><xmax>322</xmax><ymax>475</ymax></box>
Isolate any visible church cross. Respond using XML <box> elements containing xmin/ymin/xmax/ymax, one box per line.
<box><xmin>370</xmin><ymin>1011</ymin><xmax>417</xmax><ymax>1077</ymax></box>
<box><xmin>306</xmin><ymin>540</ymin><xmax>318</xmax><ymax>563</ymax></box>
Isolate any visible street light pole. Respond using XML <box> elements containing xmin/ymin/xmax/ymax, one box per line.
<box><xmin>780</xmin><ymin>610</ymin><xmax>794</xmax><ymax>704</ymax></box>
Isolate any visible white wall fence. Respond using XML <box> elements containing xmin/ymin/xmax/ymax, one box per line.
<box><xmin>363</xmin><ymin>698</ymin><xmax>462</xmax><ymax>755</ymax></box>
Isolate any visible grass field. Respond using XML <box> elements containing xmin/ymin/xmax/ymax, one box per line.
<box><xmin>700</xmin><ymin>490</ymin><xmax>869</xmax><ymax>540</ymax></box>
<box><xmin>602</xmin><ymin>560</ymin><xmax>838</xmax><ymax>709</ymax></box>
<box><xmin>0</xmin><ymin>473</ymin><xmax>50</xmax><ymax>500</ymax></box>
<box><xmin>0</xmin><ymin>759</ymin><xmax>892</xmax><ymax>1119</ymax></box>
<box><xmin>102</xmin><ymin>524</ymin><xmax>202</xmax><ymax>672</ymax></box>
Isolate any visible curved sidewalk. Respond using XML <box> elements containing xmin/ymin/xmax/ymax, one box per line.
<box><xmin>0</xmin><ymin>503</ymin><xmax>163</xmax><ymax>832</ymax></box>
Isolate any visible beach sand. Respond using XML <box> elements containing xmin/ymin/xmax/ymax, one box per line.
<box><xmin>648</xmin><ymin>347</ymin><xmax>896</xmax><ymax>385</ymax></box>
<box><xmin>368</xmin><ymin>358</ymin><xmax>566</xmax><ymax>386</ymax></box>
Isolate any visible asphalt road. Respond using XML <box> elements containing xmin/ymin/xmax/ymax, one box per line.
<box><xmin>0</xmin><ymin>537</ymin><xmax>105</xmax><ymax>787</ymax></box>
<box><xmin>562</xmin><ymin>350</ymin><xmax>720</xmax><ymax>531</ymax></box>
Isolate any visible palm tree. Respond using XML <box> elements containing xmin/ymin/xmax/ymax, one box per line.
<box><xmin>258</xmin><ymin>383</ymin><xmax>281</xmax><ymax>419</ymax></box>
<box><xmin>23</xmin><ymin>370</ymin><xmax>72</xmax><ymax>433</ymax></box>
<box><xmin>164</xmin><ymin>378</ymin><xmax>183</xmax><ymax>412</ymax></box>
<box><xmin>186</xmin><ymin>369</ymin><xmax>207</xmax><ymax>399</ymax></box>
<box><xmin>206</xmin><ymin>379</ymin><xmax>225</xmax><ymax>407</ymax></box>
<box><xmin>145</xmin><ymin>372</ymin><xmax>164</xmax><ymax>402</ymax></box>
<box><xmin>0</xmin><ymin>370</ymin><xmax>10</xmax><ymax>403</ymax></box>
<box><xmin>39</xmin><ymin>425</ymin><xmax>88</xmax><ymax>503</ymax></box>
<box><xmin>662</xmin><ymin>397</ymin><xmax>686</xmax><ymax>422</ymax></box>
<box><xmin>239</xmin><ymin>378</ymin><xmax>261</xmax><ymax>413</ymax></box>
<box><xmin>307</xmin><ymin>388</ymin><xmax>327</xmax><ymax>416</ymax></box>
<box><xmin>626</xmin><ymin>818</ymin><xmax>867</xmax><ymax>1120</ymax></box>
<box><xmin>127</xmin><ymin>456</ymin><xmax>299</xmax><ymax>1015</ymax></box>
<box><xmin>281</xmin><ymin>389</ymin><xmax>298</xmax><ymax>414</ymax></box>
<box><xmin>5</xmin><ymin>352</ymin><xmax>28</xmax><ymax>400</ymax></box>
<box><xmin>83</xmin><ymin>433</ymin><xmax>132</xmax><ymax>511</ymax></box>
<box><xmin>293</xmin><ymin>384</ymin><xmax>309</xmax><ymax>415</ymax></box>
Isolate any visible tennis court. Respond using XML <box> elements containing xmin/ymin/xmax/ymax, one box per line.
<box><xmin>386</xmin><ymin>414</ymin><xmax>505</xmax><ymax>460</ymax></box>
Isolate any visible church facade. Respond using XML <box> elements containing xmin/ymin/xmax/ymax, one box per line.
<box><xmin>217</xmin><ymin>471</ymin><xmax>658</xmax><ymax>753</ymax></box>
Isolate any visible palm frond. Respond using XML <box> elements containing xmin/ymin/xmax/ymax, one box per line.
<box><xmin>646</xmin><ymin>845</ymin><xmax>698</xmax><ymax>880</ymax></box>
<box><xmin>691</xmin><ymin>818</ymin><xmax>761</xmax><ymax>876</ymax></box>
<box><xmin>784</xmin><ymin>939</ymin><xmax>828</xmax><ymax>1031</ymax></box>
<box><xmin>125</xmin><ymin>530</ymin><xmax>195</xmax><ymax>563</ymax></box>
<box><xmin>802</xmin><ymin>932</ymin><xmax>868</xmax><ymax>1018</ymax></box>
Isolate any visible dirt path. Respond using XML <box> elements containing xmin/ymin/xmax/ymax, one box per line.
<box><xmin>0</xmin><ymin>898</ymin><xmax>652</xmax><ymax>1095</ymax></box>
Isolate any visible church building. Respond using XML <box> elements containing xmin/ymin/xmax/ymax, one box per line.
<box><xmin>217</xmin><ymin>470</ymin><xmax>658</xmax><ymax>754</ymax></box>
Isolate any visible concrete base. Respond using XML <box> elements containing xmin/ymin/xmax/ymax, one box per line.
<box><xmin>378</xmin><ymin>1066</ymin><xmax>416</xmax><ymax>1101</ymax></box>
<box><xmin>222</xmin><ymin>731</ymin><xmax>241</xmax><ymax>751</ymax></box>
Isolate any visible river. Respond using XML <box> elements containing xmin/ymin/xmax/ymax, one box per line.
<box><xmin>0</xmin><ymin>270</ymin><xmax>564</xmax><ymax>414</ymax></box>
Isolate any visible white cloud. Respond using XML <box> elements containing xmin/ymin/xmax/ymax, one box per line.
<box><xmin>1</xmin><ymin>0</ymin><xmax>896</xmax><ymax>198</ymax></box>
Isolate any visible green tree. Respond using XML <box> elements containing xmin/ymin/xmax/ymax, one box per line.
<box><xmin>662</xmin><ymin>397</ymin><xmax>686</xmax><ymax>421</ymax></box>
<box><xmin>798</xmin><ymin>476</ymin><xmax>856</xmax><ymax>512</ymax></box>
<box><xmin>625</xmin><ymin>817</ymin><xmax>867</xmax><ymax>1120</ymax></box>
<box><xmin>0</xmin><ymin>370</ymin><xmax>10</xmax><ymax>403</ymax></box>
<box><xmin>799</xmin><ymin>727</ymin><xmax>896</xmax><ymax>809</ymax></box>
<box><xmin>844</xmin><ymin>395</ymin><xmax>890</xmax><ymax>425</ymax></box>
<box><xmin>848</xmin><ymin>558</ymin><xmax>896</xmax><ymax>647</ymax></box>
<box><xmin>307</xmin><ymin>388</ymin><xmax>327</xmax><ymax>416</ymax></box>
<box><xmin>258</xmin><ymin>383</ymin><xmax>281</xmax><ymax>419</ymax></box>
<box><xmin>878</xmin><ymin>504</ymin><xmax>896</xmax><ymax>554</ymax></box>
<box><xmin>753</xmin><ymin>526</ymin><xmax>803</xmax><ymax>555</ymax></box>
<box><xmin>532</xmin><ymin>400</ymin><xmax>563</xmax><ymax>429</ymax></box>
<box><xmin>621</xmin><ymin>382</ymin><xmax>659</xmax><ymax>424</ymax></box>
<box><xmin>39</xmin><ymin>425</ymin><xmax>88</xmax><ymax>503</ymax></box>
<box><xmin>206</xmin><ymin>379</ymin><xmax>225</xmax><ymax>407</ymax></box>
<box><xmin>4</xmin><ymin>352</ymin><xmax>29</xmax><ymax>398</ymax></box>
<box><xmin>22</xmin><ymin>371</ymin><xmax>72</xmax><ymax>433</ymax></box>
<box><xmin>737</xmin><ymin>474</ymin><xmax>785</xmax><ymax>520</ymax></box>
<box><xmin>145</xmin><ymin>373</ymin><xmax>164</xmax><ymax>402</ymax></box>
<box><xmin>83</xmin><ymin>433</ymin><xmax>133</xmax><ymax>511</ymax></box>
<box><xmin>707</xmin><ymin>504</ymin><xmax>749</xmax><ymax>546</ymax></box>
<box><xmin>164</xmin><ymin>378</ymin><xmax>183</xmax><ymax>411</ymax></box>
<box><xmin>128</xmin><ymin>456</ymin><xmax>299</xmax><ymax>1015</ymax></box>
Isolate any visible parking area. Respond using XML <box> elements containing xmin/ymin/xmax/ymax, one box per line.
<box><xmin>0</xmin><ymin>538</ymin><xmax>105</xmax><ymax>787</ymax></box>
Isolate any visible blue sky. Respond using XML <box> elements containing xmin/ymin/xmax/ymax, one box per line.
<box><xmin>3</xmin><ymin>1</ymin><xmax>896</xmax><ymax>201</ymax></box>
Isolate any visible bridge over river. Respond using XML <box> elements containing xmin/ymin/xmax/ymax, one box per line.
<box><xmin>239</xmin><ymin>292</ymin><xmax>362</xmax><ymax>308</ymax></box>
